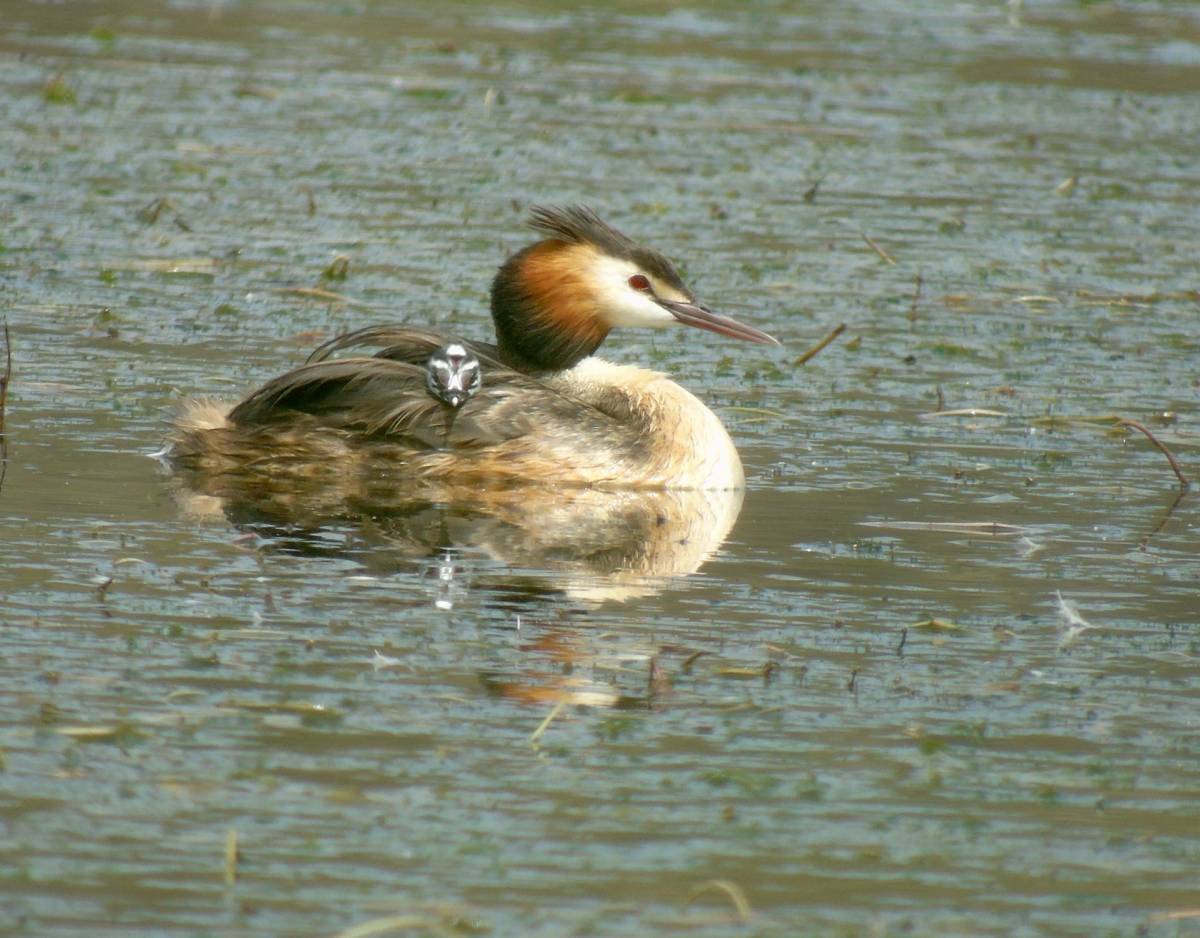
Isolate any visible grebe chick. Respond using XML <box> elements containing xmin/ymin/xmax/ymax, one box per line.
<box><xmin>426</xmin><ymin>343</ymin><xmax>482</xmax><ymax>409</ymax></box>
<box><xmin>166</xmin><ymin>206</ymin><xmax>780</xmax><ymax>491</ymax></box>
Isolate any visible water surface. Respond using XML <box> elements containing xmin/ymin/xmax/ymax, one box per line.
<box><xmin>1</xmin><ymin>1</ymin><xmax>1198</xmax><ymax>935</ymax></box>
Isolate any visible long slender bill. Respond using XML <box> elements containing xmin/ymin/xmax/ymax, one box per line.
<box><xmin>660</xmin><ymin>300</ymin><xmax>781</xmax><ymax>346</ymax></box>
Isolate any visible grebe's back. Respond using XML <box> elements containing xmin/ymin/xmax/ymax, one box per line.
<box><xmin>170</xmin><ymin>340</ymin><xmax>723</xmax><ymax>489</ymax></box>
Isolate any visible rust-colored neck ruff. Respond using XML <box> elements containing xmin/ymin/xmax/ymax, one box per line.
<box><xmin>490</xmin><ymin>240</ymin><xmax>610</xmax><ymax>372</ymax></box>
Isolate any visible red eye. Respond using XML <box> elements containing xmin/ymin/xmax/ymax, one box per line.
<box><xmin>628</xmin><ymin>274</ymin><xmax>651</xmax><ymax>291</ymax></box>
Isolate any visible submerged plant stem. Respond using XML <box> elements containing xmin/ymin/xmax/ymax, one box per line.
<box><xmin>1140</xmin><ymin>488</ymin><xmax>1190</xmax><ymax>551</ymax></box>
<box><xmin>1118</xmin><ymin>418</ymin><xmax>1190</xmax><ymax>491</ymax></box>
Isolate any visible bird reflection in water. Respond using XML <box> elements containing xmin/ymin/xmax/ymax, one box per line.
<box><xmin>168</xmin><ymin>477</ymin><xmax>743</xmax><ymax>605</ymax></box>
<box><xmin>166</xmin><ymin>479</ymin><xmax>743</xmax><ymax>710</ymax></box>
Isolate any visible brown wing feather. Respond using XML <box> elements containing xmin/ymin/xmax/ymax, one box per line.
<box><xmin>228</xmin><ymin>358</ymin><xmax>426</xmax><ymax>429</ymax></box>
<box><xmin>224</xmin><ymin>355</ymin><xmax>635</xmax><ymax>454</ymax></box>
<box><xmin>305</xmin><ymin>324</ymin><xmax>504</xmax><ymax>368</ymax></box>
<box><xmin>172</xmin><ymin>324</ymin><xmax>655</xmax><ymax>488</ymax></box>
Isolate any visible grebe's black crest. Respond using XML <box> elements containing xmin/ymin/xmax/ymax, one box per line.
<box><xmin>527</xmin><ymin>205</ymin><xmax>690</xmax><ymax>296</ymax></box>
<box><xmin>426</xmin><ymin>343</ymin><xmax>482</xmax><ymax>409</ymax></box>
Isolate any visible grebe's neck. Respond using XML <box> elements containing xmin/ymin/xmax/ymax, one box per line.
<box><xmin>544</xmin><ymin>357</ymin><xmax>745</xmax><ymax>490</ymax></box>
<box><xmin>490</xmin><ymin>242</ymin><xmax>610</xmax><ymax>372</ymax></box>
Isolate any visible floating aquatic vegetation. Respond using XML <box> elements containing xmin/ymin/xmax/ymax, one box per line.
<box><xmin>42</xmin><ymin>74</ymin><xmax>76</xmax><ymax>105</ymax></box>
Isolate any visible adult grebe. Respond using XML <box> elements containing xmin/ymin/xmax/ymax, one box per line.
<box><xmin>166</xmin><ymin>206</ymin><xmax>779</xmax><ymax>490</ymax></box>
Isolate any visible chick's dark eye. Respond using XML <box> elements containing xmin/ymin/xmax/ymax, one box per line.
<box><xmin>628</xmin><ymin>274</ymin><xmax>651</xmax><ymax>291</ymax></box>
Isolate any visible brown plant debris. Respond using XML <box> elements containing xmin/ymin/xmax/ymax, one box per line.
<box><xmin>860</xmin><ymin>521</ymin><xmax>1024</xmax><ymax>536</ymax></box>
<box><xmin>0</xmin><ymin>319</ymin><xmax>10</xmax><ymax>434</ymax></box>
<box><xmin>794</xmin><ymin>322</ymin><xmax>847</xmax><ymax>366</ymax></box>
<box><xmin>224</xmin><ymin>828</ymin><xmax>239</xmax><ymax>886</ymax></box>
<box><xmin>908</xmin><ymin>269</ymin><xmax>923</xmax><ymax>322</ymax></box>
<box><xmin>1117</xmin><ymin>418</ymin><xmax>1190</xmax><ymax>491</ymax></box>
<box><xmin>918</xmin><ymin>407</ymin><xmax>1008</xmax><ymax>419</ymax></box>
<box><xmin>861</xmin><ymin>233</ymin><xmax>896</xmax><ymax>265</ymax></box>
<box><xmin>272</xmin><ymin>286</ymin><xmax>372</xmax><ymax>310</ymax></box>
<box><xmin>685</xmin><ymin>879</ymin><xmax>752</xmax><ymax>922</ymax></box>
<box><xmin>321</xmin><ymin>255</ymin><xmax>351</xmax><ymax>282</ymax></box>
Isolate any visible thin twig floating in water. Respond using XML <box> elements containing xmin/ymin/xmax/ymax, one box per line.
<box><xmin>223</xmin><ymin>828</ymin><xmax>239</xmax><ymax>886</ymax></box>
<box><xmin>1117</xmin><ymin>418</ymin><xmax>1190</xmax><ymax>491</ymax></box>
<box><xmin>529</xmin><ymin>699</ymin><xmax>566</xmax><ymax>747</ymax></box>
<box><xmin>861</xmin><ymin>233</ymin><xmax>896</xmax><ymax>265</ymax></box>
<box><xmin>1025</xmin><ymin>413</ymin><xmax>1189</xmax><ymax>491</ymax></box>
<box><xmin>137</xmin><ymin>196</ymin><xmax>170</xmax><ymax>224</ymax></box>
<box><xmin>136</xmin><ymin>196</ymin><xmax>192</xmax><ymax>231</ymax></box>
<box><xmin>908</xmin><ymin>269</ymin><xmax>923</xmax><ymax>322</ymax></box>
<box><xmin>918</xmin><ymin>407</ymin><xmax>1008</xmax><ymax>419</ymax></box>
<box><xmin>271</xmin><ymin>286</ymin><xmax>373</xmax><ymax>310</ymax></box>
<box><xmin>1028</xmin><ymin>413</ymin><xmax>1123</xmax><ymax>429</ymax></box>
<box><xmin>1148</xmin><ymin>910</ymin><xmax>1200</xmax><ymax>924</ymax></box>
<box><xmin>793</xmin><ymin>322</ymin><xmax>846</xmax><ymax>365</ymax></box>
<box><xmin>331</xmin><ymin>915</ymin><xmax>445</xmax><ymax>938</ymax></box>
<box><xmin>860</xmin><ymin>520</ymin><xmax>1024</xmax><ymax>536</ymax></box>
<box><xmin>724</xmin><ymin>405</ymin><xmax>786</xmax><ymax>418</ymax></box>
<box><xmin>0</xmin><ymin>319</ymin><xmax>9</xmax><ymax>497</ymax></box>
<box><xmin>911</xmin><ymin>617</ymin><xmax>964</xmax><ymax>632</ymax></box>
<box><xmin>685</xmin><ymin>879</ymin><xmax>752</xmax><ymax>922</ymax></box>
<box><xmin>0</xmin><ymin>318</ymin><xmax>10</xmax><ymax>434</ymax></box>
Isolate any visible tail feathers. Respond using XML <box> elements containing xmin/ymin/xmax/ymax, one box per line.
<box><xmin>159</xmin><ymin>399</ymin><xmax>235</xmax><ymax>464</ymax></box>
<box><xmin>174</xmin><ymin>398</ymin><xmax>234</xmax><ymax>434</ymax></box>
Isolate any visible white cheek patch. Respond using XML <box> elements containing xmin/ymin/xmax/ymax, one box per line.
<box><xmin>607</xmin><ymin>292</ymin><xmax>677</xmax><ymax>329</ymax></box>
<box><xmin>591</xmin><ymin>254</ymin><xmax>678</xmax><ymax>329</ymax></box>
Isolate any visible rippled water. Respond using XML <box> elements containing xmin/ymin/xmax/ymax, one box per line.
<box><xmin>2</xmin><ymin>1</ymin><xmax>1198</xmax><ymax>935</ymax></box>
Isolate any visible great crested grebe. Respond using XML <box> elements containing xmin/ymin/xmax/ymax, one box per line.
<box><xmin>166</xmin><ymin>206</ymin><xmax>779</xmax><ymax>490</ymax></box>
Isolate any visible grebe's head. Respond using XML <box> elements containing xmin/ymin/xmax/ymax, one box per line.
<box><xmin>426</xmin><ymin>342</ymin><xmax>482</xmax><ymax>409</ymax></box>
<box><xmin>490</xmin><ymin>205</ymin><xmax>780</xmax><ymax>372</ymax></box>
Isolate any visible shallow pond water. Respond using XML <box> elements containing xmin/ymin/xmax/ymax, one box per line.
<box><xmin>2</xmin><ymin>1</ymin><xmax>1198</xmax><ymax>936</ymax></box>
